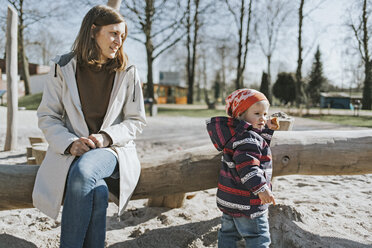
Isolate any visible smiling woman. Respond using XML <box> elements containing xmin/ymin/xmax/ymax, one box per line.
<box><xmin>93</xmin><ymin>23</ymin><xmax>126</xmax><ymax>62</ymax></box>
<box><xmin>72</xmin><ymin>5</ymin><xmax>128</xmax><ymax>72</ymax></box>
<box><xmin>32</xmin><ymin>5</ymin><xmax>146</xmax><ymax>248</ymax></box>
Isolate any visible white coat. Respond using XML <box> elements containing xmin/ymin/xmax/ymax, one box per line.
<box><xmin>32</xmin><ymin>53</ymin><xmax>146</xmax><ymax>219</ymax></box>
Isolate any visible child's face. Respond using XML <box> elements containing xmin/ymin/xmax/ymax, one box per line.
<box><xmin>240</xmin><ymin>100</ymin><xmax>270</xmax><ymax>130</ymax></box>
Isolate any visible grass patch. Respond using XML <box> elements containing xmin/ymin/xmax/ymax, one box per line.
<box><xmin>304</xmin><ymin>114</ymin><xmax>372</xmax><ymax>128</ymax></box>
<box><xmin>157</xmin><ymin>107</ymin><xmax>226</xmax><ymax>118</ymax></box>
<box><xmin>18</xmin><ymin>93</ymin><xmax>42</xmax><ymax>110</ymax></box>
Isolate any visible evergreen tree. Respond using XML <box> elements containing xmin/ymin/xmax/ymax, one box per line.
<box><xmin>260</xmin><ymin>72</ymin><xmax>272</xmax><ymax>103</ymax></box>
<box><xmin>307</xmin><ymin>46</ymin><xmax>326</xmax><ymax>106</ymax></box>
<box><xmin>273</xmin><ymin>72</ymin><xmax>296</xmax><ymax>104</ymax></box>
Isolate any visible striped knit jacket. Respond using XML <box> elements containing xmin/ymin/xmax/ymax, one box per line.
<box><xmin>206</xmin><ymin>116</ymin><xmax>274</xmax><ymax>219</ymax></box>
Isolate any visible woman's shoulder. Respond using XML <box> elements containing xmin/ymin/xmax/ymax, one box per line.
<box><xmin>124</xmin><ymin>64</ymin><xmax>137</xmax><ymax>73</ymax></box>
<box><xmin>116</xmin><ymin>64</ymin><xmax>138</xmax><ymax>79</ymax></box>
<box><xmin>51</xmin><ymin>52</ymin><xmax>75</xmax><ymax>67</ymax></box>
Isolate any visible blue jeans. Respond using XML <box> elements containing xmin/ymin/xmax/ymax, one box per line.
<box><xmin>60</xmin><ymin>149</ymin><xmax>118</xmax><ymax>248</ymax></box>
<box><xmin>218</xmin><ymin>213</ymin><xmax>271</xmax><ymax>248</ymax></box>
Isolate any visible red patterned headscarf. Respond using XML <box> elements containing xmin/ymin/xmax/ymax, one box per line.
<box><xmin>225</xmin><ymin>89</ymin><xmax>268</xmax><ymax>118</ymax></box>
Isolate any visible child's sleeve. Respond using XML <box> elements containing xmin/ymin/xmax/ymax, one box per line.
<box><xmin>232</xmin><ymin>134</ymin><xmax>269</xmax><ymax>195</ymax></box>
<box><xmin>260</xmin><ymin>126</ymin><xmax>275</xmax><ymax>146</ymax></box>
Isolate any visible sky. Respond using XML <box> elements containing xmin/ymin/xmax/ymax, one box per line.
<box><xmin>0</xmin><ymin>0</ymin><xmax>363</xmax><ymax>89</ymax></box>
<box><xmin>243</xmin><ymin>0</ymin><xmax>357</xmax><ymax>89</ymax></box>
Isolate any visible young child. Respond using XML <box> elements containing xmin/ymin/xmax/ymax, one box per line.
<box><xmin>206</xmin><ymin>89</ymin><xmax>279</xmax><ymax>248</ymax></box>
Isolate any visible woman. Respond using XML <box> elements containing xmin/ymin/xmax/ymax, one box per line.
<box><xmin>32</xmin><ymin>5</ymin><xmax>146</xmax><ymax>248</ymax></box>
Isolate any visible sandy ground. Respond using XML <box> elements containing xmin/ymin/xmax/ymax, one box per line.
<box><xmin>0</xmin><ymin>106</ymin><xmax>371</xmax><ymax>248</ymax></box>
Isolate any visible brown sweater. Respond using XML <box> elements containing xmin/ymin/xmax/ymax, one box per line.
<box><xmin>76</xmin><ymin>64</ymin><xmax>115</xmax><ymax>134</ymax></box>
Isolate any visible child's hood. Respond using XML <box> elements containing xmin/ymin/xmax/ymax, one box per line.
<box><xmin>206</xmin><ymin>116</ymin><xmax>252</xmax><ymax>151</ymax></box>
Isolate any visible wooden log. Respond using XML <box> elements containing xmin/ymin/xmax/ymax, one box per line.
<box><xmin>147</xmin><ymin>193</ymin><xmax>186</xmax><ymax>208</ymax></box>
<box><xmin>0</xmin><ymin>165</ymin><xmax>38</xmax><ymax>210</ymax></box>
<box><xmin>147</xmin><ymin>117</ymin><xmax>294</xmax><ymax>208</ymax></box>
<box><xmin>26</xmin><ymin>146</ymin><xmax>32</xmax><ymax>158</ymax></box>
<box><xmin>27</xmin><ymin>157</ymin><xmax>36</xmax><ymax>165</ymax></box>
<box><xmin>4</xmin><ymin>5</ymin><xmax>18</xmax><ymax>151</ymax></box>
<box><xmin>31</xmin><ymin>143</ymin><xmax>48</xmax><ymax>165</ymax></box>
<box><xmin>1</xmin><ymin>130</ymin><xmax>372</xmax><ymax>210</ymax></box>
<box><xmin>270</xmin><ymin>130</ymin><xmax>372</xmax><ymax>176</ymax></box>
<box><xmin>28</xmin><ymin>137</ymin><xmax>46</xmax><ymax>145</ymax></box>
<box><xmin>107</xmin><ymin>0</ymin><xmax>121</xmax><ymax>10</ymax></box>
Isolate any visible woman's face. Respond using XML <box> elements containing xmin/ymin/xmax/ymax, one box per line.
<box><xmin>94</xmin><ymin>22</ymin><xmax>126</xmax><ymax>62</ymax></box>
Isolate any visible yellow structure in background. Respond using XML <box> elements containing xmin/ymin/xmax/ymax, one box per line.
<box><xmin>143</xmin><ymin>71</ymin><xmax>187</xmax><ymax>104</ymax></box>
<box><xmin>155</xmin><ymin>84</ymin><xmax>187</xmax><ymax>104</ymax></box>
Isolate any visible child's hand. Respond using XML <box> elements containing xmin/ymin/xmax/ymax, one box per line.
<box><xmin>267</xmin><ymin>117</ymin><xmax>280</xmax><ymax>130</ymax></box>
<box><xmin>258</xmin><ymin>189</ymin><xmax>276</xmax><ymax>205</ymax></box>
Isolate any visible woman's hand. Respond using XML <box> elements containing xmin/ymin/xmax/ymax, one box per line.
<box><xmin>88</xmin><ymin>133</ymin><xmax>111</xmax><ymax>148</ymax></box>
<box><xmin>69</xmin><ymin>137</ymin><xmax>96</xmax><ymax>156</ymax></box>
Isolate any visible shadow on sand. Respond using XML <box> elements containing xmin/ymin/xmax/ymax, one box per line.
<box><xmin>107</xmin><ymin>204</ymin><xmax>370</xmax><ymax>248</ymax></box>
<box><xmin>0</xmin><ymin>234</ymin><xmax>37</xmax><ymax>248</ymax></box>
<box><xmin>269</xmin><ymin>204</ymin><xmax>371</xmax><ymax>248</ymax></box>
<box><xmin>106</xmin><ymin>206</ymin><xmax>170</xmax><ymax>231</ymax></box>
<box><xmin>108</xmin><ymin>217</ymin><xmax>220</xmax><ymax>248</ymax></box>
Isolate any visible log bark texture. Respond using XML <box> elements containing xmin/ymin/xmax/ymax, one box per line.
<box><xmin>1</xmin><ymin>130</ymin><xmax>372</xmax><ymax>210</ymax></box>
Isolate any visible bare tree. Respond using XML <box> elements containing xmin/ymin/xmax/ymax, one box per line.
<box><xmin>295</xmin><ymin>0</ymin><xmax>307</xmax><ymax>105</ymax></box>
<box><xmin>5</xmin><ymin>0</ymin><xmax>66</xmax><ymax>95</ymax></box>
<box><xmin>7</xmin><ymin>0</ymin><xmax>31</xmax><ymax>95</ymax></box>
<box><xmin>348</xmin><ymin>0</ymin><xmax>372</xmax><ymax>110</ymax></box>
<box><xmin>185</xmin><ymin>0</ymin><xmax>200</xmax><ymax>104</ymax></box>
<box><xmin>254</xmin><ymin>0</ymin><xmax>291</xmax><ymax>103</ymax></box>
<box><xmin>224</xmin><ymin>0</ymin><xmax>253</xmax><ymax>89</ymax></box>
<box><xmin>26</xmin><ymin>28</ymin><xmax>64</xmax><ymax>65</ymax></box>
<box><xmin>200</xmin><ymin>51</ymin><xmax>214</xmax><ymax>109</ymax></box>
<box><xmin>214</xmin><ymin>38</ymin><xmax>235</xmax><ymax>102</ymax></box>
<box><xmin>295</xmin><ymin>0</ymin><xmax>325</xmax><ymax>106</ymax></box>
<box><xmin>122</xmin><ymin>0</ymin><xmax>185</xmax><ymax>103</ymax></box>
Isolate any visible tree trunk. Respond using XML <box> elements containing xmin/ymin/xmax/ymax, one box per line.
<box><xmin>295</xmin><ymin>0</ymin><xmax>305</xmax><ymax>106</ymax></box>
<box><xmin>146</xmin><ymin>52</ymin><xmax>154</xmax><ymax>100</ymax></box>
<box><xmin>235</xmin><ymin>0</ymin><xmax>245</xmax><ymax>89</ymax></box>
<box><xmin>18</xmin><ymin>1</ymin><xmax>31</xmax><ymax>96</ymax></box>
<box><xmin>186</xmin><ymin>0</ymin><xmax>192</xmax><ymax>104</ymax></box>
<box><xmin>196</xmin><ymin>67</ymin><xmax>201</xmax><ymax>102</ymax></box>
<box><xmin>190</xmin><ymin>0</ymin><xmax>199</xmax><ymax>103</ymax></box>
<box><xmin>202</xmin><ymin>55</ymin><xmax>214</xmax><ymax>109</ymax></box>
<box><xmin>1</xmin><ymin>130</ymin><xmax>372</xmax><ymax>210</ymax></box>
<box><xmin>145</xmin><ymin>0</ymin><xmax>155</xmax><ymax>103</ymax></box>
<box><xmin>267</xmin><ymin>55</ymin><xmax>272</xmax><ymax>103</ymax></box>
<box><xmin>19</xmin><ymin>40</ymin><xmax>31</xmax><ymax>95</ymax></box>
<box><xmin>362</xmin><ymin>0</ymin><xmax>372</xmax><ymax>110</ymax></box>
<box><xmin>186</xmin><ymin>0</ymin><xmax>200</xmax><ymax>104</ymax></box>
<box><xmin>4</xmin><ymin>5</ymin><xmax>18</xmax><ymax>151</ymax></box>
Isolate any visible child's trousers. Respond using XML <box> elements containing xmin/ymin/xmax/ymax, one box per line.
<box><xmin>218</xmin><ymin>212</ymin><xmax>271</xmax><ymax>248</ymax></box>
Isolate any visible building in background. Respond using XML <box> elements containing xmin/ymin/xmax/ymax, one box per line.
<box><xmin>0</xmin><ymin>59</ymin><xmax>50</xmax><ymax>97</ymax></box>
<box><xmin>320</xmin><ymin>92</ymin><xmax>362</xmax><ymax>109</ymax></box>
<box><xmin>143</xmin><ymin>71</ymin><xmax>187</xmax><ymax>104</ymax></box>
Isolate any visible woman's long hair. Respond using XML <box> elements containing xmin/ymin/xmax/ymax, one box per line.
<box><xmin>72</xmin><ymin>5</ymin><xmax>128</xmax><ymax>71</ymax></box>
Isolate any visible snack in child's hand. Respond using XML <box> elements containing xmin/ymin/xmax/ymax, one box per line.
<box><xmin>270</xmin><ymin>117</ymin><xmax>280</xmax><ymax>130</ymax></box>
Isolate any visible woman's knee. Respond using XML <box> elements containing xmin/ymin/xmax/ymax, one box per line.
<box><xmin>67</xmin><ymin>158</ymin><xmax>97</xmax><ymax>191</ymax></box>
<box><xmin>93</xmin><ymin>181</ymin><xmax>109</xmax><ymax>208</ymax></box>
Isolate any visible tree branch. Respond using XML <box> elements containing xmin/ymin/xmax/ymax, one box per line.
<box><xmin>154</xmin><ymin>33</ymin><xmax>186</xmax><ymax>59</ymax></box>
